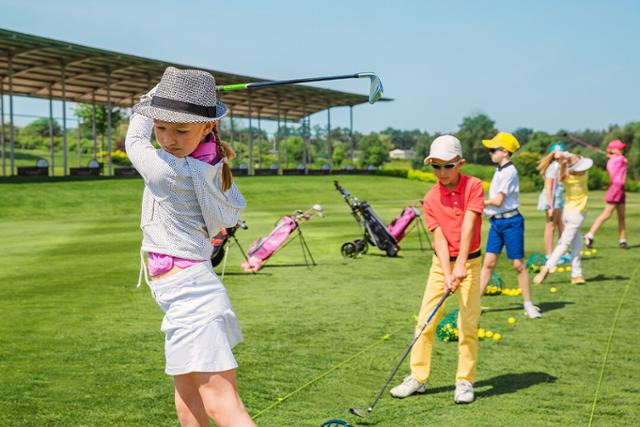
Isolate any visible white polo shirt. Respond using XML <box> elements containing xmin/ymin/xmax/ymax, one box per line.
<box><xmin>484</xmin><ymin>162</ymin><xmax>520</xmax><ymax>217</ymax></box>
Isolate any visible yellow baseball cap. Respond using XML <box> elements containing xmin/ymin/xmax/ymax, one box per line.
<box><xmin>482</xmin><ymin>132</ymin><xmax>520</xmax><ymax>153</ymax></box>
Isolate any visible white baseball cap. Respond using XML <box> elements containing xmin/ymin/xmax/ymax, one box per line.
<box><xmin>569</xmin><ymin>157</ymin><xmax>593</xmax><ymax>172</ymax></box>
<box><xmin>424</xmin><ymin>134</ymin><xmax>463</xmax><ymax>164</ymax></box>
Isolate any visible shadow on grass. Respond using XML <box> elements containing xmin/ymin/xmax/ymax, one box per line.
<box><xmin>263</xmin><ymin>263</ymin><xmax>317</xmax><ymax>268</ymax></box>
<box><xmin>537</xmin><ymin>301</ymin><xmax>574</xmax><ymax>313</ymax></box>
<box><xmin>419</xmin><ymin>371</ymin><xmax>557</xmax><ymax>398</ymax></box>
<box><xmin>364</xmin><ymin>253</ymin><xmax>405</xmax><ymax>258</ymax></box>
<box><xmin>483</xmin><ymin>301</ymin><xmax>573</xmax><ymax>314</ymax></box>
<box><xmin>217</xmin><ymin>272</ymin><xmax>272</xmax><ymax>276</ymax></box>
<box><xmin>587</xmin><ymin>274</ymin><xmax>629</xmax><ymax>282</ymax></box>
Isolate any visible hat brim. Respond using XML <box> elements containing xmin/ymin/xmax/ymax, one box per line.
<box><xmin>133</xmin><ymin>99</ymin><xmax>228</xmax><ymax>123</ymax></box>
<box><xmin>482</xmin><ymin>139</ymin><xmax>501</xmax><ymax>149</ymax></box>
<box><xmin>424</xmin><ymin>154</ymin><xmax>461</xmax><ymax>165</ymax></box>
<box><xmin>569</xmin><ymin>157</ymin><xmax>593</xmax><ymax>172</ymax></box>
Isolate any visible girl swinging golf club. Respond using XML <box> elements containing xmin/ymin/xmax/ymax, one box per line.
<box><xmin>126</xmin><ymin>67</ymin><xmax>255</xmax><ymax>426</ymax></box>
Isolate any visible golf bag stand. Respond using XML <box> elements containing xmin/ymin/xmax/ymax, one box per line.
<box><xmin>220</xmin><ymin>232</ymin><xmax>254</xmax><ymax>279</ymax></box>
<box><xmin>271</xmin><ymin>218</ymin><xmax>316</xmax><ymax>268</ymax></box>
<box><xmin>412</xmin><ymin>216</ymin><xmax>432</xmax><ymax>251</ymax></box>
<box><xmin>211</xmin><ymin>220</ymin><xmax>254</xmax><ymax>278</ymax></box>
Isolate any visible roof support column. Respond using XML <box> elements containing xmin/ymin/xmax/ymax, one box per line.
<box><xmin>283</xmin><ymin>113</ymin><xmax>288</xmax><ymax>168</ymax></box>
<box><xmin>257</xmin><ymin>109</ymin><xmax>262</xmax><ymax>168</ymax></box>
<box><xmin>9</xmin><ymin>54</ymin><xmax>15</xmax><ymax>176</ymax></box>
<box><xmin>92</xmin><ymin>92</ymin><xmax>97</xmax><ymax>161</ymax></box>
<box><xmin>0</xmin><ymin>84</ymin><xmax>5</xmax><ymax>177</ymax></box>
<box><xmin>327</xmin><ymin>107</ymin><xmax>332</xmax><ymax>172</ymax></box>
<box><xmin>230</xmin><ymin>109</ymin><xmax>235</xmax><ymax>167</ymax></box>
<box><xmin>247</xmin><ymin>91</ymin><xmax>253</xmax><ymax>175</ymax></box>
<box><xmin>48</xmin><ymin>87</ymin><xmax>55</xmax><ymax>176</ymax></box>
<box><xmin>61</xmin><ymin>63</ymin><xmax>67</xmax><ymax>176</ymax></box>
<box><xmin>349</xmin><ymin>105</ymin><xmax>354</xmax><ymax>164</ymax></box>
<box><xmin>276</xmin><ymin>99</ymin><xmax>281</xmax><ymax>174</ymax></box>
<box><xmin>76</xmin><ymin>121</ymin><xmax>81</xmax><ymax>167</ymax></box>
<box><xmin>107</xmin><ymin>73</ymin><xmax>113</xmax><ymax>176</ymax></box>
<box><xmin>302</xmin><ymin>97</ymin><xmax>308</xmax><ymax>175</ymax></box>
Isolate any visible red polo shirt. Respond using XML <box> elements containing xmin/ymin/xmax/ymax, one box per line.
<box><xmin>423</xmin><ymin>174</ymin><xmax>484</xmax><ymax>257</ymax></box>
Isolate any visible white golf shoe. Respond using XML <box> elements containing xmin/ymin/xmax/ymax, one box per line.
<box><xmin>390</xmin><ymin>375</ymin><xmax>426</xmax><ymax>398</ymax></box>
<box><xmin>524</xmin><ymin>304</ymin><xmax>542</xmax><ymax>319</ymax></box>
<box><xmin>454</xmin><ymin>380</ymin><xmax>474</xmax><ymax>404</ymax></box>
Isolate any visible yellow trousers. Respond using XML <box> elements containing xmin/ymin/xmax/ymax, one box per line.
<box><xmin>410</xmin><ymin>255</ymin><xmax>481</xmax><ymax>383</ymax></box>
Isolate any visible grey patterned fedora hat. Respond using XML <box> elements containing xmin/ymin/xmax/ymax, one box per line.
<box><xmin>134</xmin><ymin>66</ymin><xmax>228</xmax><ymax>123</ymax></box>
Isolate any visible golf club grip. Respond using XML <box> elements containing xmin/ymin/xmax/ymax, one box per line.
<box><xmin>367</xmin><ymin>291</ymin><xmax>450</xmax><ymax>411</ymax></box>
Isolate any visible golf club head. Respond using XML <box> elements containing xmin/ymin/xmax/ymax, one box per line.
<box><xmin>312</xmin><ymin>204</ymin><xmax>324</xmax><ymax>217</ymax></box>
<box><xmin>320</xmin><ymin>419</ymin><xmax>351</xmax><ymax>427</ymax></box>
<box><xmin>357</xmin><ymin>72</ymin><xmax>383</xmax><ymax>104</ymax></box>
<box><xmin>349</xmin><ymin>407</ymin><xmax>371</xmax><ymax>418</ymax></box>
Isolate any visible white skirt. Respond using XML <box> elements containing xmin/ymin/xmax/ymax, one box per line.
<box><xmin>149</xmin><ymin>262</ymin><xmax>243</xmax><ymax>376</ymax></box>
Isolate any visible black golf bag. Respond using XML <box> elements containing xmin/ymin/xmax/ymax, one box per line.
<box><xmin>334</xmin><ymin>181</ymin><xmax>400</xmax><ymax>257</ymax></box>
<box><xmin>210</xmin><ymin>220</ymin><xmax>249</xmax><ymax>267</ymax></box>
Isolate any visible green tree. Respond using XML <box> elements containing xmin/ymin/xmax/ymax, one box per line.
<box><xmin>411</xmin><ymin>133</ymin><xmax>435</xmax><ymax>168</ymax></box>
<box><xmin>21</xmin><ymin>117</ymin><xmax>62</xmax><ymax>138</ymax></box>
<box><xmin>456</xmin><ymin>114</ymin><xmax>497</xmax><ymax>164</ymax></box>
<box><xmin>521</xmin><ymin>131</ymin><xmax>554</xmax><ymax>154</ymax></box>
<box><xmin>357</xmin><ymin>133</ymin><xmax>392</xmax><ymax>167</ymax></box>
<box><xmin>74</xmin><ymin>104</ymin><xmax>124</xmax><ymax>138</ymax></box>
<box><xmin>514</xmin><ymin>127</ymin><xmax>534</xmax><ymax>146</ymax></box>
<box><xmin>332</xmin><ymin>140</ymin><xmax>345</xmax><ymax>167</ymax></box>
<box><xmin>512</xmin><ymin>151</ymin><xmax>541</xmax><ymax>177</ymax></box>
<box><xmin>285</xmin><ymin>135</ymin><xmax>305</xmax><ymax>164</ymax></box>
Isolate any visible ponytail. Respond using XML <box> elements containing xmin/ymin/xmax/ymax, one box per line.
<box><xmin>536</xmin><ymin>152</ymin><xmax>555</xmax><ymax>175</ymax></box>
<box><xmin>212</xmin><ymin>125</ymin><xmax>235</xmax><ymax>192</ymax></box>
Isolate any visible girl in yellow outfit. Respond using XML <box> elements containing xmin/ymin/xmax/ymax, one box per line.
<box><xmin>534</xmin><ymin>152</ymin><xmax>592</xmax><ymax>285</ymax></box>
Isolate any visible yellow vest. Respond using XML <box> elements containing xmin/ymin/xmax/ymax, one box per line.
<box><xmin>563</xmin><ymin>172</ymin><xmax>588</xmax><ymax>213</ymax></box>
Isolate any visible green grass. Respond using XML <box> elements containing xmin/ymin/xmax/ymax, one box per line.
<box><xmin>1</xmin><ymin>175</ymin><xmax>639</xmax><ymax>426</ymax></box>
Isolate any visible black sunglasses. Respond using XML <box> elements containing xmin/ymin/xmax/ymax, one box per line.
<box><xmin>489</xmin><ymin>147</ymin><xmax>505</xmax><ymax>153</ymax></box>
<box><xmin>431</xmin><ymin>161</ymin><xmax>460</xmax><ymax>170</ymax></box>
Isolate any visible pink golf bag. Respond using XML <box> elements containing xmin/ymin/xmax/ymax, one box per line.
<box><xmin>387</xmin><ymin>206</ymin><xmax>421</xmax><ymax>243</ymax></box>
<box><xmin>241</xmin><ymin>205</ymin><xmax>322</xmax><ymax>272</ymax></box>
<box><xmin>386</xmin><ymin>205</ymin><xmax>431</xmax><ymax>250</ymax></box>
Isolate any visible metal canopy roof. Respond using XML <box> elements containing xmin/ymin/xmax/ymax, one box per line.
<box><xmin>0</xmin><ymin>28</ymin><xmax>389</xmax><ymax>121</ymax></box>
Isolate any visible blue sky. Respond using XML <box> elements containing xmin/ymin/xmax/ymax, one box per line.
<box><xmin>2</xmin><ymin>0</ymin><xmax>639</xmax><ymax>135</ymax></box>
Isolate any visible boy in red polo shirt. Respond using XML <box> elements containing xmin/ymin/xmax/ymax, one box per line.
<box><xmin>390</xmin><ymin>135</ymin><xmax>484</xmax><ymax>404</ymax></box>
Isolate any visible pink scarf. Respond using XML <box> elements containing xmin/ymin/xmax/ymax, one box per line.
<box><xmin>190</xmin><ymin>132</ymin><xmax>223</xmax><ymax>165</ymax></box>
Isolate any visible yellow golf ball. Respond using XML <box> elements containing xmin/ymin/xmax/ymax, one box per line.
<box><xmin>592</xmin><ymin>248</ymin><xmax>597</xmax><ymax>254</ymax></box>
<box><xmin>584</xmin><ymin>251</ymin><xmax>591</xmax><ymax>256</ymax></box>
<box><xmin>551</xmin><ymin>267</ymin><xmax>557</xmax><ymax>273</ymax></box>
<box><xmin>486</xmin><ymin>330</ymin><xmax>494</xmax><ymax>338</ymax></box>
<box><xmin>493</xmin><ymin>333</ymin><xmax>502</xmax><ymax>341</ymax></box>
<box><xmin>566</xmin><ymin>266</ymin><xmax>572</xmax><ymax>271</ymax></box>
<box><xmin>580</xmin><ymin>251</ymin><xmax>585</xmax><ymax>255</ymax></box>
<box><xmin>550</xmin><ymin>287</ymin><xmax>557</xmax><ymax>293</ymax></box>
<box><xmin>478</xmin><ymin>328</ymin><xmax>486</xmax><ymax>338</ymax></box>
<box><xmin>557</xmin><ymin>267</ymin><xmax>564</xmax><ymax>273</ymax></box>
<box><xmin>508</xmin><ymin>317</ymin><xmax>516</xmax><ymax>325</ymax></box>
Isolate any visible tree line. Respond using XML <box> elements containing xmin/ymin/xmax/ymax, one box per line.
<box><xmin>3</xmin><ymin>105</ymin><xmax>639</xmax><ymax>182</ymax></box>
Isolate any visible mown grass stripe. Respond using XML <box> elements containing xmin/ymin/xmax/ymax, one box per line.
<box><xmin>251</xmin><ymin>327</ymin><xmax>402</xmax><ymax>419</ymax></box>
<box><xmin>587</xmin><ymin>264</ymin><xmax>639</xmax><ymax>427</ymax></box>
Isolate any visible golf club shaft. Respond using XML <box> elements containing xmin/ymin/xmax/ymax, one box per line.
<box><xmin>365</xmin><ymin>291</ymin><xmax>450</xmax><ymax>412</ymax></box>
<box><xmin>217</xmin><ymin>73</ymin><xmax>362</xmax><ymax>92</ymax></box>
<box><xmin>565</xmin><ymin>134</ymin><xmax>605</xmax><ymax>154</ymax></box>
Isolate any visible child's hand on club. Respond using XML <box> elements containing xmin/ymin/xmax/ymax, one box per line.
<box><xmin>444</xmin><ymin>274</ymin><xmax>460</xmax><ymax>293</ymax></box>
<box><xmin>452</xmin><ymin>261</ymin><xmax>468</xmax><ymax>284</ymax></box>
